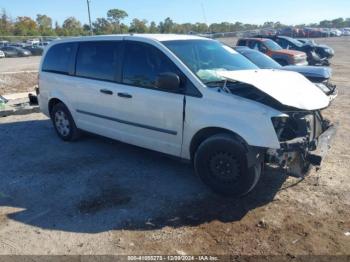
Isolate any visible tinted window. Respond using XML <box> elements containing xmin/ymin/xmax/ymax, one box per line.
<box><xmin>42</xmin><ymin>43</ymin><xmax>76</xmax><ymax>74</ymax></box>
<box><xmin>123</xmin><ymin>42</ymin><xmax>180</xmax><ymax>89</ymax></box>
<box><xmin>276</xmin><ymin>38</ymin><xmax>288</xmax><ymax>48</ymax></box>
<box><xmin>248</xmin><ymin>40</ymin><xmax>261</xmax><ymax>50</ymax></box>
<box><xmin>241</xmin><ymin>51</ymin><xmax>281</xmax><ymax>69</ymax></box>
<box><xmin>76</xmin><ymin>41</ymin><xmax>122</xmax><ymax>81</ymax></box>
<box><xmin>263</xmin><ymin>40</ymin><xmax>283</xmax><ymax>51</ymax></box>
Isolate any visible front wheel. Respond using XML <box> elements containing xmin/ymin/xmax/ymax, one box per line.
<box><xmin>194</xmin><ymin>133</ymin><xmax>262</xmax><ymax>197</ymax></box>
<box><xmin>51</xmin><ymin>103</ymin><xmax>81</xmax><ymax>141</ymax></box>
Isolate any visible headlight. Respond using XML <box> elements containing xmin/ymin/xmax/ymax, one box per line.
<box><xmin>315</xmin><ymin>83</ymin><xmax>330</xmax><ymax>94</ymax></box>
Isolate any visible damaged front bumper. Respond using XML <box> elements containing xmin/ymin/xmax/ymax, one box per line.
<box><xmin>267</xmin><ymin>113</ymin><xmax>337</xmax><ymax>177</ymax></box>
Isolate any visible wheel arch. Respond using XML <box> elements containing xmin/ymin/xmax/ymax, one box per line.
<box><xmin>48</xmin><ymin>98</ymin><xmax>64</xmax><ymax>118</ymax></box>
<box><xmin>189</xmin><ymin>127</ymin><xmax>248</xmax><ymax>161</ymax></box>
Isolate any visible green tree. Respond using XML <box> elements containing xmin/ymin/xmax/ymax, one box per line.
<box><xmin>319</xmin><ymin>20</ymin><xmax>332</xmax><ymax>28</ymax></box>
<box><xmin>0</xmin><ymin>9</ymin><xmax>13</xmax><ymax>35</ymax></box>
<box><xmin>331</xmin><ymin>18</ymin><xmax>345</xmax><ymax>28</ymax></box>
<box><xmin>107</xmin><ymin>9</ymin><xmax>128</xmax><ymax>33</ymax></box>
<box><xmin>62</xmin><ymin>17</ymin><xmax>83</xmax><ymax>35</ymax></box>
<box><xmin>119</xmin><ymin>23</ymin><xmax>129</xmax><ymax>33</ymax></box>
<box><xmin>36</xmin><ymin>14</ymin><xmax>53</xmax><ymax>35</ymax></box>
<box><xmin>14</xmin><ymin>16</ymin><xmax>38</xmax><ymax>36</ymax></box>
<box><xmin>158</xmin><ymin>17</ymin><xmax>174</xmax><ymax>33</ymax></box>
<box><xmin>93</xmin><ymin>17</ymin><xmax>113</xmax><ymax>34</ymax></box>
<box><xmin>149</xmin><ymin>21</ymin><xmax>158</xmax><ymax>33</ymax></box>
<box><xmin>129</xmin><ymin>19</ymin><xmax>148</xmax><ymax>33</ymax></box>
<box><xmin>193</xmin><ymin>22</ymin><xmax>208</xmax><ymax>33</ymax></box>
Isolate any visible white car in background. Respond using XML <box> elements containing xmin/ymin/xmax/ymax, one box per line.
<box><xmin>342</xmin><ymin>28</ymin><xmax>350</xmax><ymax>36</ymax></box>
<box><xmin>0</xmin><ymin>50</ymin><xmax>5</xmax><ymax>58</ymax></box>
<box><xmin>38</xmin><ymin>34</ymin><xmax>335</xmax><ymax>196</ymax></box>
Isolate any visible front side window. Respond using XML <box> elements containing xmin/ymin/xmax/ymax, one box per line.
<box><xmin>263</xmin><ymin>40</ymin><xmax>283</xmax><ymax>51</ymax></box>
<box><xmin>283</xmin><ymin>37</ymin><xmax>303</xmax><ymax>48</ymax></box>
<box><xmin>122</xmin><ymin>42</ymin><xmax>180</xmax><ymax>89</ymax></box>
<box><xmin>42</xmin><ymin>43</ymin><xmax>76</xmax><ymax>74</ymax></box>
<box><xmin>76</xmin><ymin>41</ymin><xmax>122</xmax><ymax>82</ymax></box>
<box><xmin>162</xmin><ymin>40</ymin><xmax>258</xmax><ymax>84</ymax></box>
<box><xmin>248</xmin><ymin>40</ymin><xmax>260</xmax><ymax>50</ymax></box>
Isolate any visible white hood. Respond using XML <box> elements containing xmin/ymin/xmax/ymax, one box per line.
<box><xmin>218</xmin><ymin>69</ymin><xmax>330</xmax><ymax>110</ymax></box>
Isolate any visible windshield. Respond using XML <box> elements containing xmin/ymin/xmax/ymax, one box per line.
<box><xmin>242</xmin><ymin>51</ymin><xmax>281</xmax><ymax>69</ymax></box>
<box><xmin>283</xmin><ymin>37</ymin><xmax>303</xmax><ymax>47</ymax></box>
<box><xmin>263</xmin><ymin>39</ymin><xmax>283</xmax><ymax>51</ymax></box>
<box><xmin>162</xmin><ymin>40</ymin><xmax>258</xmax><ymax>84</ymax></box>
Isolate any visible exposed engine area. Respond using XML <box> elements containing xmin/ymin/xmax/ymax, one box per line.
<box><xmin>222</xmin><ymin>79</ymin><xmax>334</xmax><ymax>177</ymax></box>
<box><xmin>268</xmin><ymin>110</ymin><xmax>331</xmax><ymax>176</ymax></box>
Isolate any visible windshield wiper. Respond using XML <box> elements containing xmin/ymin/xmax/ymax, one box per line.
<box><xmin>204</xmin><ymin>80</ymin><xmax>226</xmax><ymax>87</ymax></box>
<box><xmin>205</xmin><ymin>79</ymin><xmax>233</xmax><ymax>93</ymax></box>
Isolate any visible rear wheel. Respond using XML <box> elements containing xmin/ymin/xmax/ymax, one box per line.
<box><xmin>194</xmin><ymin>133</ymin><xmax>262</xmax><ymax>197</ymax></box>
<box><xmin>51</xmin><ymin>103</ymin><xmax>80</xmax><ymax>141</ymax></box>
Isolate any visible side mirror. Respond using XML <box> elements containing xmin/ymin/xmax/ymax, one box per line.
<box><xmin>156</xmin><ymin>72</ymin><xmax>181</xmax><ymax>91</ymax></box>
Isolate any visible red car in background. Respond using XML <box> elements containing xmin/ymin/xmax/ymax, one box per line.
<box><xmin>236</xmin><ymin>38</ymin><xmax>308</xmax><ymax>66</ymax></box>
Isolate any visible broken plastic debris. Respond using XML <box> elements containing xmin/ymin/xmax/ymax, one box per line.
<box><xmin>344</xmin><ymin>232</ymin><xmax>350</xmax><ymax>236</ymax></box>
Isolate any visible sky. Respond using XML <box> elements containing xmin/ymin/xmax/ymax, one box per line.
<box><xmin>0</xmin><ymin>0</ymin><xmax>349</xmax><ymax>26</ymax></box>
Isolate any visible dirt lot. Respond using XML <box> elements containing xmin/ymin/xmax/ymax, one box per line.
<box><xmin>0</xmin><ymin>56</ymin><xmax>40</xmax><ymax>95</ymax></box>
<box><xmin>0</xmin><ymin>37</ymin><xmax>350</xmax><ymax>257</ymax></box>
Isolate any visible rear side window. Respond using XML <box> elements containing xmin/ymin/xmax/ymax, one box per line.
<box><xmin>76</xmin><ymin>41</ymin><xmax>122</xmax><ymax>82</ymax></box>
<box><xmin>42</xmin><ymin>43</ymin><xmax>76</xmax><ymax>74</ymax></box>
<box><xmin>122</xmin><ymin>42</ymin><xmax>180</xmax><ymax>89</ymax></box>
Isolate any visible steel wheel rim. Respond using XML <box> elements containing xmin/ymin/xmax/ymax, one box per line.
<box><xmin>54</xmin><ymin>110</ymin><xmax>70</xmax><ymax>137</ymax></box>
<box><xmin>209</xmin><ymin>152</ymin><xmax>240</xmax><ymax>182</ymax></box>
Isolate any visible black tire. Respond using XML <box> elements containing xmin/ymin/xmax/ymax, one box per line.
<box><xmin>194</xmin><ymin>133</ymin><xmax>262</xmax><ymax>197</ymax></box>
<box><xmin>51</xmin><ymin>102</ymin><xmax>81</xmax><ymax>141</ymax></box>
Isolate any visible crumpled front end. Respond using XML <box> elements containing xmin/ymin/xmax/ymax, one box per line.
<box><xmin>266</xmin><ymin>110</ymin><xmax>336</xmax><ymax>176</ymax></box>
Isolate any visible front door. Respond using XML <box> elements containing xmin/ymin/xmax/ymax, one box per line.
<box><xmin>113</xmin><ymin>41</ymin><xmax>185</xmax><ymax>156</ymax></box>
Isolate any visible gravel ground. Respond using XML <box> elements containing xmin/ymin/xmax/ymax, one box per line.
<box><xmin>0</xmin><ymin>56</ymin><xmax>40</xmax><ymax>95</ymax></box>
<box><xmin>0</xmin><ymin>37</ymin><xmax>349</xmax><ymax>257</ymax></box>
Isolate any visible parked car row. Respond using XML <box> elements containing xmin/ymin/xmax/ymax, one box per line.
<box><xmin>278</xmin><ymin>27</ymin><xmax>349</xmax><ymax>38</ymax></box>
<box><xmin>236</xmin><ymin>36</ymin><xmax>333</xmax><ymax>66</ymax></box>
<box><xmin>0</xmin><ymin>46</ymin><xmax>32</xmax><ymax>57</ymax></box>
<box><xmin>234</xmin><ymin>46</ymin><xmax>337</xmax><ymax>99</ymax></box>
<box><xmin>0</xmin><ymin>39</ymin><xmax>57</xmax><ymax>58</ymax></box>
<box><xmin>37</xmin><ymin>34</ymin><xmax>337</xmax><ymax>196</ymax></box>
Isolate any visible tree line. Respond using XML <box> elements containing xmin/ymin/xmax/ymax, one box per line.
<box><xmin>1</xmin><ymin>8</ymin><xmax>350</xmax><ymax>37</ymax></box>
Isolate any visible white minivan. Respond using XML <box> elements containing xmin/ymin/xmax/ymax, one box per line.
<box><xmin>38</xmin><ymin>34</ymin><xmax>335</xmax><ymax>196</ymax></box>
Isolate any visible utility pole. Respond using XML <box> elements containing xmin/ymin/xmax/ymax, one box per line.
<box><xmin>86</xmin><ymin>0</ymin><xmax>93</xmax><ymax>35</ymax></box>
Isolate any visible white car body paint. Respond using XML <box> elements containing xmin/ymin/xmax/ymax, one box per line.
<box><xmin>38</xmin><ymin>34</ymin><xmax>327</xmax><ymax>161</ymax></box>
<box><xmin>218</xmin><ymin>69</ymin><xmax>330</xmax><ymax>111</ymax></box>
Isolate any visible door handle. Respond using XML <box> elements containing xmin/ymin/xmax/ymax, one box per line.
<box><xmin>118</xmin><ymin>93</ymin><xmax>132</xmax><ymax>98</ymax></box>
<box><xmin>100</xmin><ymin>89</ymin><xmax>113</xmax><ymax>95</ymax></box>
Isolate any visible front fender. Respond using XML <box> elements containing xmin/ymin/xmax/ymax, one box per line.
<box><xmin>181</xmin><ymin>94</ymin><xmax>284</xmax><ymax>159</ymax></box>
